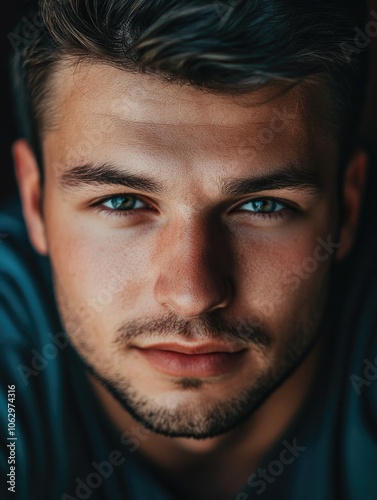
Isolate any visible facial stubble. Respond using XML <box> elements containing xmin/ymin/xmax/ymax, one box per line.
<box><xmin>53</xmin><ymin>277</ymin><xmax>326</xmax><ymax>439</ymax></box>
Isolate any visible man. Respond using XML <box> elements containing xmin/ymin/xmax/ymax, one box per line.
<box><xmin>1</xmin><ymin>0</ymin><xmax>376</xmax><ymax>499</ymax></box>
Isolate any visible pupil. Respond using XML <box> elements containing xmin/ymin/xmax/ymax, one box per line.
<box><xmin>254</xmin><ymin>200</ymin><xmax>274</xmax><ymax>212</ymax></box>
<box><xmin>112</xmin><ymin>197</ymin><xmax>133</xmax><ymax>209</ymax></box>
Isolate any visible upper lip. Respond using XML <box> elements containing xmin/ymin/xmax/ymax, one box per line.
<box><xmin>134</xmin><ymin>342</ymin><xmax>246</xmax><ymax>355</ymax></box>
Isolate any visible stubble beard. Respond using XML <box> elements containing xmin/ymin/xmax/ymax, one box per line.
<box><xmin>57</xmin><ymin>301</ymin><xmax>323</xmax><ymax>439</ymax></box>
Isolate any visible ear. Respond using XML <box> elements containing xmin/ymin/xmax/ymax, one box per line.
<box><xmin>336</xmin><ymin>149</ymin><xmax>368</xmax><ymax>261</ymax></box>
<box><xmin>13</xmin><ymin>139</ymin><xmax>48</xmax><ymax>255</ymax></box>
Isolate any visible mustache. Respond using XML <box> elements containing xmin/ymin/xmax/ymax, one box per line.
<box><xmin>113</xmin><ymin>311</ymin><xmax>271</xmax><ymax>349</ymax></box>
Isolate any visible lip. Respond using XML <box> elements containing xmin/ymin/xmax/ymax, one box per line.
<box><xmin>135</xmin><ymin>342</ymin><xmax>246</xmax><ymax>355</ymax></box>
<box><xmin>134</xmin><ymin>343</ymin><xmax>247</xmax><ymax>378</ymax></box>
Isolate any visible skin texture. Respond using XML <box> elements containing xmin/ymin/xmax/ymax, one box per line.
<box><xmin>14</xmin><ymin>60</ymin><xmax>367</xmax><ymax>499</ymax></box>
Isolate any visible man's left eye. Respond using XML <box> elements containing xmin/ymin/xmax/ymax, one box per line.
<box><xmin>102</xmin><ymin>195</ymin><xmax>147</xmax><ymax>211</ymax></box>
<box><xmin>240</xmin><ymin>198</ymin><xmax>286</xmax><ymax>213</ymax></box>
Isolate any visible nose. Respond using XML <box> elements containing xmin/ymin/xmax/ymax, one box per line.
<box><xmin>153</xmin><ymin>216</ymin><xmax>234</xmax><ymax>319</ymax></box>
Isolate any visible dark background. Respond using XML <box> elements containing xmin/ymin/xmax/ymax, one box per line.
<box><xmin>1</xmin><ymin>2</ymin><xmax>23</xmax><ymax>202</ymax></box>
<box><xmin>1</xmin><ymin>1</ymin><xmax>377</xmax><ymax>204</ymax></box>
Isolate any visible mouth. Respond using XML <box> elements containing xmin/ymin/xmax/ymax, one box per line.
<box><xmin>133</xmin><ymin>342</ymin><xmax>248</xmax><ymax>378</ymax></box>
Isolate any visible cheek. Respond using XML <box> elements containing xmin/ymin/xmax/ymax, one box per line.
<box><xmin>235</xmin><ymin>221</ymin><xmax>335</xmax><ymax>325</ymax></box>
<box><xmin>45</xmin><ymin>209</ymin><xmax>155</xmax><ymax>324</ymax></box>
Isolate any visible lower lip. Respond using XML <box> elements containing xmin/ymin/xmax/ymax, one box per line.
<box><xmin>136</xmin><ymin>348</ymin><xmax>246</xmax><ymax>377</ymax></box>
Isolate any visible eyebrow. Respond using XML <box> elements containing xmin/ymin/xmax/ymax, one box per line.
<box><xmin>220</xmin><ymin>163</ymin><xmax>323</xmax><ymax>196</ymax></box>
<box><xmin>60</xmin><ymin>163</ymin><xmax>163</xmax><ymax>194</ymax></box>
<box><xmin>59</xmin><ymin>162</ymin><xmax>323</xmax><ymax>196</ymax></box>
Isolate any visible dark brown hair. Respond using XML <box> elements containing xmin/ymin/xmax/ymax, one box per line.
<box><xmin>10</xmin><ymin>0</ymin><xmax>369</xmax><ymax>171</ymax></box>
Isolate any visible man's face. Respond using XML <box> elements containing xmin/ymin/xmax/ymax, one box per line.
<box><xmin>39</xmin><ymin>62</ymin><xmax>340</xmax><ymax>438</ymax></box>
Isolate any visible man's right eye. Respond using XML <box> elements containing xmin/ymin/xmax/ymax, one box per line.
<box><xmin>101</xmin><ymin>195</ymin><xmax>148</xmax><ymax>212</ymax></box>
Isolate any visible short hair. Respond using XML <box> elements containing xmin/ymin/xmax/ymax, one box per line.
<box><xmin>10</xmin><ymin>0</ymin><xmax>369</xmax><ymax>174</ymax></box>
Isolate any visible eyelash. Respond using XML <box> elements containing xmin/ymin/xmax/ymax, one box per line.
<box><xmin>93</xmin><ymin>194</ymin><xmax>296</xmax><ymax>221</ymax></box>
<box><xmin>93</xmin><ymin>195</ymin><xmax>153</xmax><ymax>219</ymax></box>
<box><xmin>238</xmin><ymin>198</ymin><xmax>295</xmax><ymax>220</ymax></box>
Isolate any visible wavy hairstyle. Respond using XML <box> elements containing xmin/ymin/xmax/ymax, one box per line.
<box><xmin>10</xmin><ymin>0</ymin><xmax>369</xmax><ymax>171</ymax></box>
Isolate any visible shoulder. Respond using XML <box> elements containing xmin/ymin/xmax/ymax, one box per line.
<box><xmin>0</xmin><ymin>197</ymin><xmax>76</xmax><ymax>498</ymax></box>
<box><xmin>0</xmin><ymin>195</ymin><xmax>61</xmax><ymax>344</ymax></box>
<box><xmin>337</xmin><ymin>223</ymin><xmax>377</xmax><ymax>497</ymax></box>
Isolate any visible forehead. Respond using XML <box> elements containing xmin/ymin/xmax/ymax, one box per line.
<box><xmin>43</xmin><ymin>59</ymin><xmax>336</xmax><ymax>178</ymax></box>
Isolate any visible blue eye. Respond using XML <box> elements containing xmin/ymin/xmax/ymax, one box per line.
<box><xmin>101</xmin><ymin>195</ymin><xmax>147</xmax><ymax>211</ymax></box>
<box><xmin>240</xmin><ymin>198</ymin><xmax>285</xmax><ymax>214</ymax></box>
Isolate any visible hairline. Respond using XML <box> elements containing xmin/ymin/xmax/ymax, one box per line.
<box><xmin>38</xmin><ymin>54</ymin><xmax>341</xmax><ymax>151</ymax></box>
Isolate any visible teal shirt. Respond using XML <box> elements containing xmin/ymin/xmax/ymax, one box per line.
<box><xmin>1</xmin><ymin>196</ymin><xmax>377</xmax><ymax>499</ymax></box>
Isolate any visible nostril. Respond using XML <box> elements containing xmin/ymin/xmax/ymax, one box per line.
<box><xmin>154</xmin><ymin>270</ymin><xmax>233</xmax><ymax>318</ymax></box>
